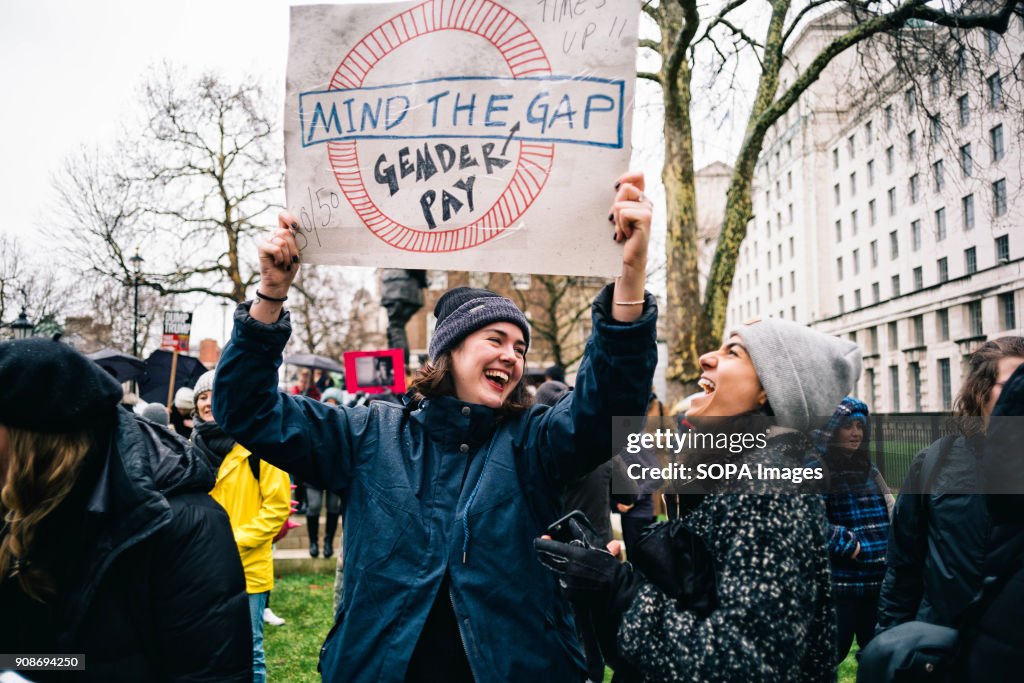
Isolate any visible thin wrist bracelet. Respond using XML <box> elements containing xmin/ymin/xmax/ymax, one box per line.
<box><xmin>256</xmin><ymin>290</ymin><xmax>288</xmax><ymax>303</ymax></box>
<box><xmin>614</xmin><ymin>299</ymin><xmax>645</xmax><ymax>305</ymax></box>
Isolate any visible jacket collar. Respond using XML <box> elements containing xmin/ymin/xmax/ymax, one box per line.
<box><xmin>412</xmin><ymin>395</ymin><xmax>500</xmax><ymax>450</ymax></box>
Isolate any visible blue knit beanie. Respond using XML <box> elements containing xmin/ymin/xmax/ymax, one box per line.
<box><xmin>428</xmin><ymin>287</ymin><xmax>530</xmax><ymax>361</ymax></box>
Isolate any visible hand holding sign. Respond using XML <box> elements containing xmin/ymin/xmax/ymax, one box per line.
<box><xmin>252</xmin><ymin>213</ymin><xmax>303</xmax><ymax>323</ymax></box>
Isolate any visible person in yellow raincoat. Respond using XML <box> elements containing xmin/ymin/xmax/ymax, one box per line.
<box><xmin>191</xmin><ymin>370</ymin><xmax>291</xmax><ymax>683</ymax></box>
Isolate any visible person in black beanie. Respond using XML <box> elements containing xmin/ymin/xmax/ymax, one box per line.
<box><xmin>0</xmin><ymin>338</ymin><xmax>251</xmax><ymax>682</ymax></box>
<box><xmin>211</xmin><ymin>171</ymin><xmax>657</xmax><ymax>683</ymax></box>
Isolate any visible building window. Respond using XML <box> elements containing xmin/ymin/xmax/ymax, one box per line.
<box><xmin>787</xmin><ymin>171</ymin><xmax>792</xmax><ymax>190</ymax></box>
<box><xmin>996</xmin><ymin>234</ymin><xmax>1010</xmax><ymax>262</ymax></box>
<box><xmin>837</xmin><ymin>257</ymin><xmax>844</xmax><ymax>280</ymax></box>
<box><xmin>968</xmin><ymin>300</ymin><xmax>983</xmax><ymax>336</ymax></box>
<box><xmin>854</xmin><ymin>289</ymin><xmax>862</xmax><ymax>309</ymax></box>
<box><xmin>834</xmin><ymin>183</ymin><xmax>841</xmax><ymax>205</ymax></box>
<box><xmin>789</xmin><ymin>237</ymin><xmax>794</xmax><ymax>258</ymax></box>
<box><xmin>890</xmin><ymin>231</ymin><xmax>899</xmax><ymax>259</ymax></box>
<box><xmin>851</xmin><ymin>210</ymin><xmax>859</xmax><ymax>235</ymax></box>
<box><xmin>867</xmin><ymin>159</ymin><xmax>875</xmax><ymax>186</ymax></box>
<box><xmin>939</xmin><ymin>359</ymin><xmax>952</xmax><ymax>410</ymax></box>
<box><xmin>866</xmin><ymin>120</ymin><xmax>874</xmax><ymax>144</ymax></box>
<box><xmin>938</xmin><ymin>257</ymin><xmax>949</xmax><ymax>282</ymax></box>
<box><xmin>847</xmin><ymin>134</ymin><xmax>856</xmax><ymax>158</ymax></box>
<box><xmin>930</xmin><ymin>114</ymin><xmax>942</xmax><ymax>144</ymax></box>
<box><xmin>869</xmin><ymin>199</ymin><xmax>877</xmax><ymax>226</ymax></box>
<box><xmin>1000</xmin><ymin>292</ymin><xmax>1017</xmax><ymax>330</ymax></box>
<box><xmin>890</xmin><ymin>365</ymin><xmax>901</xmax><ymax>412</ymax></box>
<box><xmin>935</xmin><ymin>207</ymin><xmax>947</xmax><ymax>241</ymax></box>
<box><xmin>429</xmin><ymin>270</ymin><xmax>448</xmax><ymax>290</ymax></box>
<box><xmin>885</xmin><ymin>104</ymin><xmax>894</xmax><ymax>130</ymax></box>
<box><xmin>929</xmin><ymin>69</ymin><xmax>941</xmax><ymax>98</ymax></box>
<box><xmin>768</xmin><ymin>250</ymin><xmax>772</xmax><ymax>268</ymax></box>
<box><xmin>791</xmin><ymin>306</ymin><xmax>796</xmax><ymax>320</ymax></box>
<box><xmin>892</xmin><ymin>274</ymin><xmax>901</xmax><ymax>297</ymax></box>
<box><xmin>907</xmin><ymin>130</ymin><xmax>917</xmax><ymax>160</ymax></box>
<box><xmin>869</xmin><ymin>326</ymin><xmax>879</xmax><ymax>353</ymax></box>
<box><xmin>838</xmin><ymin>295</ymin><xmax>845</xmax><ymax>313</ymax></box>
<box><xmin>905</xmin><ymin>88</ymin><xmax>916</xmax><ymax>113</ymax></box>
<box><xmin>937</xmin><ymin>308</ymin><xmax>950</xmax><ymax>341</ymax></box>
<box><xmin>768</xmin><ymin>282</ymin><xmax>773</xmax><ymax>301</ymax></box>
<box><xmin>965</xmin><ymin>247</ymin><xmax>978</xmax><ymax>275</ymax></box>
<box><xmin>866</xmin><ymin>368</ymin><xmax>876</xmax><ymax>411</ymax></box>
<box><xmin>888</xmin><ymin>187</ymin><xmax>897</xmax><ymax>216</ymax></box>
<box><xmin>886</xmin><ymin>146</ymin><xmax>894</xmax><ymax>173</ymax></box>
<box><xmin>832</xmin><ymin>148</ymin><xmax>839</xmax><ymax>169</ymax></box>
<box><xmin>910</xmin><ymin>362</ymin><xmax>923</xmax><ymax>411</ymax></box>
<box><xmin>932</xmin><ymin>159</ymin><xmax>944</xmax><ymax>191</ymax></box>
<box><xmin>853</xmin><ymin>248</ymin><xmax>860</xmax><ymax>274</ymax></box>
<box><xmin>962</xmin><ymin>194</ymin><xmax>975</xmax><ymax>231</ymax></box>
<box><xmin>956</xmin><ymin>47</ymin><xmax>967</xmax><ymax>78</ymax></box>
<box><xmin>988</xmin><ymin>72</ymin><xmax>1002</xmax><ymax>107</ymax></box>
<box><xmin>957</xmin><ymin>94</ymin><xmax>969</xmax><ymax>128</ymax></box>
<box><xmin>909</xmin><ymin>174</ymin><xmax>920</xmax><ymax>204</ymax></box>
<box><xmin>469</xmin><ymin>271</ymin><xmax>490</xmax><ymax>288</ymax></box>
<box><xmin>990</xmin><ymin>124</ymin><xmax>1004</xmax><ymax>162</ymax></box>
<box><xmin>849</xmin><ymin>172</ymin><xmax>857</xmax><ymax>196</ymax></box>
<box><xmin>872</xmin><ymin>282</ymin><xmax>880</xmax><ymax>303</ymax></box>
<box><xmin>790</xmin><ymin>270</ymin><xmax>795</xmax><ymax>292</ymax></box>
<box><xmin>913</xmin><ymin>266</ymin><xmax>924</xmax><ymax>290</ymax></box>
<box><xmin>835</xmin><ymin>220</ymin><xmax>842</xmax><ymax>242</ymax></box>
<box><xmin>960</xmin><ymin>143</ymin><xmax>973</xmax><ymax>177</ymax></box>
<box><xmin>911</xmin><ymin>220</ymin><xmax>922</xmax><ymax>251</ymax></box>
<box><xmin>871</xmin><ymin>240</ymin><xmax>879</xmax><ymax>267</ymax></box>
<box><xmin>993</xmin><ymin>178</ymin><xmax>1007</xmax><ymax>217</ymax></box>
<box><xmin>788</xmin><ymin>203</ymin><xmax>793</xmax><ymax>224</ymax></box>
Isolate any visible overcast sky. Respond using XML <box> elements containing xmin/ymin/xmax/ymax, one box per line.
<box><xmin>0</xmin><ymin>0</ymin><xmax>737</xmax><ymax>345</ymax></box>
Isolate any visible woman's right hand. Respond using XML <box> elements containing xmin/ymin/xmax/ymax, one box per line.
<box><xmin>257</xmin><ymin>211</ymin><xmax>303</xmax><ymax>296</ymax></box>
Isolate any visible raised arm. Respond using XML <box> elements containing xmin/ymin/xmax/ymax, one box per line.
<box><xmin>212</xmin><ymin>212</ymin><xmax>363</xmax><ymax>491</ymax></box>
<box><xmin>527</xmin><ymin>172</ymin><xmax>658</xmax><ymax>486</ymax></box>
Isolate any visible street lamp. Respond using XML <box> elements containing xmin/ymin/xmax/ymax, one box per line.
<box><xmin>10</xmin><ymin>307</ymin><xmax>33</xmax><ymax>340</ymax></box>
<box><xmin>130</xmin><ymin>251</ymin><xmax>144</xmax><ymax>357</ymax></box>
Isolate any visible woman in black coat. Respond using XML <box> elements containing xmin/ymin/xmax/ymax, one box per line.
<box><xmin>0</xmin><ymin>338</ymin><xmax>251</xmax><ymax>682</ymax></box>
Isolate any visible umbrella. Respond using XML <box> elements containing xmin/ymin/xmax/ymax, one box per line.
<box><xmin>138</xmin><ymin>349</ymin><xmax>209</xmax><ymax>404</ymax></box>
<box><xmin>87</xmin><ymin>348</ymin><xmax>147</xmax><ymax>382</ymax></box>
<box><xmin>284</xmin><ymin>353</ymin><xmax>344</xmax><ymax>374</ymax></box>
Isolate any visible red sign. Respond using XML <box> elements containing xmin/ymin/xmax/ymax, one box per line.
<box><xmin>160</xmin><ymin>333</ymin><xmax>190</xmax><ymax>353</ymax></box>
<box><xmin>343</xmin><ymin>349</ymin><xmax>406</xmax><ymax>395</ymax></box>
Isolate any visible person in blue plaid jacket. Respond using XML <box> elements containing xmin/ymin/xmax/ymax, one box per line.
<box><xmin>812</xmin><ymin>397</ymin><xmax>894</xmax><ymax>663</ymax></box>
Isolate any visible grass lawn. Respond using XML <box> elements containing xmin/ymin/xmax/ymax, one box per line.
<box><xmin>266</xmin><ymin>571</ymin><xmax>860</xmax><ymax>682</ymax></box>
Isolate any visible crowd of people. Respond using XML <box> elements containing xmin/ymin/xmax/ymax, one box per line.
<box><xmin>1</xmin><ymin>169</ymin><xmax>1022</xmax><ymax>682</ymax></box>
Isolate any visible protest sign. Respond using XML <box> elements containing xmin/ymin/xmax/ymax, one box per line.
<box><xmin>161</xmin><ymin>310</ymin><xmax>192</xmax><ymax>353</ymax></box>
<box><xmin>284</xmin><ymin>0</ymin><xmax>638</xmax><ymax>276</ymax></box>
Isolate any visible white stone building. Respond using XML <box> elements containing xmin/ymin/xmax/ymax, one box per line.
<box><xmin>726</xmin><ymin>9</ymin><xmax>1024</xmax><ymax>413</ymax></box>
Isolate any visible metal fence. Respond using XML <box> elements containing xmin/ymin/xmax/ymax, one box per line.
<box><xmin>867</xmin><ymin>413</ymin><xmax>957</xmax><ymax>490</ymax></box>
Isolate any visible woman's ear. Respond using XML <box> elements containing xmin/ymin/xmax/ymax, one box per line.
<box><xmin>757</xmin><ymin>389</ymin><xmax>767</xmax><ymax>407</ymax></box>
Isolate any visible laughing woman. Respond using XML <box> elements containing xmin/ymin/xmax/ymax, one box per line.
<box><xmin>211</xmin><ymin>172</ymin><xmax>657</xmax><ymax>683</ymax></box>
<box><xmin>536</xmin><ymin>317</ymin><xmax>862</xmax><ymax>682</ymax></box>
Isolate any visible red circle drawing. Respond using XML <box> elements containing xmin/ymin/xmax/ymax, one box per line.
<box><xmin>326</xmin><ymin>0</ymin><xmax>555</xmax><ymax>253</ymax></box>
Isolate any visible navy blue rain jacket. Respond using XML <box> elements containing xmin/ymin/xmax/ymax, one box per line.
<box><xmin>212</xmin><ymin>284</ymin><xmax>657</xmax><ymax>683</ymax></box>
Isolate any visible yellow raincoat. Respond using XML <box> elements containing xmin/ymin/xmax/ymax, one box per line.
<box><xmin>210</xmin><ymin>442</ymin><xmax>291</xmax><ymax>594</ymax></box>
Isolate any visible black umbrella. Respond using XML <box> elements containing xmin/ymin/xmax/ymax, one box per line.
<box><xmin>284</xmin><ymin>353</ymin><xmax>345</xmax><ymax>374</ymax></box>
<box><xmin>87</xmin><ymin>348</ymin><xmax>147</xmax><ymax>382</ymax></box>
<box><xmin>138</xmin><ymin>349</ymin><xmax>209</xmax><ymax>404</ymax></box>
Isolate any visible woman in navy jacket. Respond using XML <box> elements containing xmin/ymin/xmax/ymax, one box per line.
<box><xmin>212</xmin><ymin>172</ymin><xmax>657</xmax><ymax>682</ymax></box>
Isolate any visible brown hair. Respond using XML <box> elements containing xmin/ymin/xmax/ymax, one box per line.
<box><xmin>0</xmin><ymin>428</ymin><xmax>92</xmax><ymax>602</ymax></box>
<box><xmin>408</xmin><ymin>352</ymin><xmax>532</xmax><ymax>416</ymax></box>
<box><xmin>952</xmin><ymin>336</ymin><xmax>1024</xmax><ymax>436</ymax></box>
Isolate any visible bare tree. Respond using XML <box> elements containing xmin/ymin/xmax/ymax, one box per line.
<box><xmin>50</xmin><ymin>64</ymin><xmax>283</xmax><ymax>305</ymax></box>
<box><xmin>510</xmin><ymin>275</ymin><xmax>601</xmax><ymax>372</ymax></box>
<box><xmin>641</xmin><ymin>0</ymin><xmax>1021</xmax><ymax>401</ymax></box>
<box><xmin>0</xmin><ymin>234</ymin><xmax>73</xmax><ymax>336</ymax></box>
<box><xmin>288</xmin><ymin>267</ymin><xmax>385</xmax><ymax>359</ymax></box>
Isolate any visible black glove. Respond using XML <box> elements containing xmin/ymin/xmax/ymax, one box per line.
<box><xmin>631</xmin><ymin>520</ymin><xmax>717</xmax><ymax>618</ymax></box>
<box><xmin>534</xmin><ymin>538</ymin><xmax>643</xmax><ymax>615</ymax></box>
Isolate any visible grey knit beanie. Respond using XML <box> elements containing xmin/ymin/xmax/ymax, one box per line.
<box><xmin>428</xmin><ymin>287</ymin><xmax>530</xmax><ymax>360</ymax></box>
<box><xmin>729</xmin><ymin>317</ymin><xmax>862</xmax><ymax>427</ymax></box>
<box><xmin>141</xmin><ymin>402</ymin><xmax>170</xmax><ymax>426</ymax></box>
<box><xmin>174</xmin><ymin>387</ymin><xmax>195</xmax><ymax>411</ymax></box>
<box><xmin>192</xmin><ymin>369</ymin><xmax>216</xmax><ymax>400</ymax></box>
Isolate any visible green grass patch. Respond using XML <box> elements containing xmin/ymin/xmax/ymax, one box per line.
<box><xmin>264</xmin><ymin>572</ymin><xmax>336</xmax><ymax>683</ymax></box>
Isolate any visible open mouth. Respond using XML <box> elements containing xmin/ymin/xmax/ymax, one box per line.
<box><xmin>697</xmin><ymin>377</ymin><xmax>717</xmax><ymax>395</ymax></box>
<box><xmin>484</xmin><ymin>369</ymin><xmax>510</xmax><ymax>391</ymax></box>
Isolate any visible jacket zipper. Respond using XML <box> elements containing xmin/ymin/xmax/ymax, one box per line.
<box><xmin>450</xmin><ymin>585</ymin><xmax>480</xmax><ymax>682</ymax></box>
